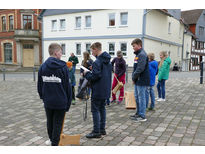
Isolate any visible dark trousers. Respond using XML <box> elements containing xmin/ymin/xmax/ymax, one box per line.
<box><xmin>72</xmin><ymin>86</ymin><xmax>75</xmax><ymax>100</ymax></box>
<box><xmin>45</xmin><ymin>108</ymin><xmax>65</xmax><ymax>146</ymax></box>
<box><xmin>91</xmin><ymin>98</ymin><xmax>106</xmax><ymax>133</ymax></box>
<box><xmin>157</xmin><ymin>79</ymin><xmax>166</xmax><ymax>99</ymax></box>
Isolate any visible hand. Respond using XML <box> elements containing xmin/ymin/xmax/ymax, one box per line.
<box><xmin>84</xmin><ymin>70</ymin><xmax>88</xmax><ymax>75</ymax></box>
<box><xmin>89</xmin><ymin>66</ymin><xmax>92</xmax><ymax>70</ymax></box>
<box><xmin>80</xmin><ymin>73</ymin><xmax>83</xmax><ymax>76</ymax></box>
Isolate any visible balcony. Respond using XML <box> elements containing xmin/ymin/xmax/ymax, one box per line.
<box><xmin>14</xmin><ymin>29</ymin><xmax>40</xmax><ymax>42</ymax></box>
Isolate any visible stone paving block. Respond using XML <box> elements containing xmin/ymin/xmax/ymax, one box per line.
<box><xmin>123</xmin><ymin>136</ymin><xmax>135</xmax><ymax>143</ymax></box>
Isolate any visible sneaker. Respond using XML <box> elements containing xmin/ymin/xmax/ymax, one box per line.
<box><xmin>129</xmin><ymin>113</ymin><xmax>139</xmax><ymax>120</ymax></box>
<box><xmin>72</xmin><ymin>100</ymin><xmax>76</xmax><ymax>105</ymax></box>
<box><xmin>133</xmin><ymin>117</ymin><xmax>147</xmax><ymax>122</ymax></box>
<box><xmin>111</xmin><ymin>99</ymin><xmax>116</xmax><ymax>103</ymax></box>
<box><xmin>100</xmin><ymin>130</ymin><xmax>106</xmax><ymax>135</ymax></box>
<box><xmin>86</xmin><ymin>131</ymin><xmax>101</xmax><ymax>139</ymax></box>
<box><xmin>148</xmin><ymin>107</ymin><xmax>155</xmax><ymax>111</ymax></box>
<box><xmin>117</xmin><ymin>100</ymin><xmax>122</xmax><ymax>104</ymax></box>
<box><xmin>45</xmin><ymin>139</ymin><xmax>51</xmax><ymax>146</ymax></box>
<box><xmin>157</xmin><ymin>98</ymin><xmax>165</xmax><ymax>102</ymax></box>
<box><xmin>155</xmin><ymin>97</ymin><xmax>159</xmax><ymax>100</ymax></box>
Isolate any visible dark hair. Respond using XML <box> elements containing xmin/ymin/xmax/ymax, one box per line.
<box><xmin>90</xmin><ymin>42</ymin><xmax>102</xmax><ymax>50</ymax></box>
<box><xmin>131</xmin><ymin>38</ymin><xmax>142</xmax><ymax>47</ymax></box>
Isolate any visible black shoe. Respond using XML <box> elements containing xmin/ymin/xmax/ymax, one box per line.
<box><xmin>86</xmin><ymin>131</ymin><xmax>101</xmax><ymax>138</ymax></box>
<box><xmin>129</xmin><ymin>113</ymin><xmax>139</xmax><ymax>119</ymax></box>
<box><xmin>148</xmin><ymin>107</ymin><xmax>155</xmax><ymax>111</ymax></box>
<box><xmin>100</xmin><ymin>130</ymin><xmax>106</xmax><ymax>135</ymax></box>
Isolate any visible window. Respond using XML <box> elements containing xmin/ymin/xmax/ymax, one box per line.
<box><xmin>2</xmin><ymin>16</ymin><xmax>6</xmax><ymax>31</ymax></box>
<box><xmin>75</xmin><ymin>17</ymin><xmax>81</xmax><ymax>28</ymax></box>
<box><xmin>23</xmin><ymin>15</ymin><xmax>32</xmax><ymax>30</ymax></box>
<box><xmin>4</xmin><ymin>43</ymin><xmax>12</xmax><ymax>63</ymax></box>
<box><xmin>108</xmin><ymin>13</ymin><xmax>115</xmax><ymax>26</ymax></box>
<box><xmin>61</xmin><ymin>44</ymin><xmax>66</xmax><ymax>55</ymax></box>
<box><xmin>76</xmin><ymin>43</ymin><xmax>81</xmax><ymax>55</ymax></box>
<box><xmin>85</xmin><ymin>16</ymin><xmax>91</xmax><ymax>28</ymax></box>
<box><xmin>191</xmin><ymin>57</ymin><xmax>198</xmax><ymax>66</ymax></box>
<box><xmin>199</xmin><ymin>26</ymin><xmax>204</xmax><ymax>36</ymax></box>
<box><xmin>86</xmin><ymin>43</ymin><xmax>91</xmax><ymax>54</ymax></box>
<box><xmin>9</xmin><ymin>15</ymin><xmax>14</xmax><ymax>30</ymax></box>
<box><xmin>23</xmin><ymin>44</ymin><xmax>34</xmax><ymax>49</ymax></box>
<box><xmin>168</xmin><ymin>22</ymin><xmax>171</xmax><ymax>34</ymax></box>
<box><xmin>51</xmin><ymin>20</ymin><xmax>57</xmax><ymax>31</ymax></box>
<box><xmin>60</xmin><ymin>19</ymin><xmax>66</xmax><ymax>30</ymax></box>
<box><xmin>108</xmin><ymin>43</ymin><xmax>115</xmax><ymax>56</ymax></box>
<box><xmin>120</xmin><ymin>43</ymin><xmax>127</xmax><ymax>56</ymax></box>
<box><xmin>120</xmin><ymin>12</ymin><xmax>128</xmax><ymax>25</ymax></box>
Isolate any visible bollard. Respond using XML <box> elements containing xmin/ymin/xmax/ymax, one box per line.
<box><xmin>33</xmin><ymin>67</ymin><xmax>36</xmax><ymax>82</ymax></box>
<box><xmin>3</xmin><ymin>68</ymin><xmax>5</xmax><ymax>81</ymax></box>
<box><xmin>200</xmin><ymin>62</ymin><xmax>203</xmax><ymax>84</ymax></box>
<box><xmin>126</xmin><ymin>64</ymin><xmax>128</xmax><ymax>83</ymax></box>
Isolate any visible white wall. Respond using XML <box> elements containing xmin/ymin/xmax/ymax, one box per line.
<box><xmin>43</xmin><ymin>9</ymin><xmax>144</xmax><ymax>39</ymax></box>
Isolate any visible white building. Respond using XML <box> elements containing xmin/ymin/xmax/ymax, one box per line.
<box><xmin>40</xmin><ymin>9</ymin><xmax>191</xmax><ymax>70</ymax></box>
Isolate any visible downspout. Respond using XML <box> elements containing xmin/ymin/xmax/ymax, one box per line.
<box><xmin>42</xmin><ymin>17</ymin><xmax>44</xmax><ymax>63</ymax></box>
<box><xmin>142</xmin><ymin>9</ymin><xmax>152</xmax><ymax>48</ymax></box>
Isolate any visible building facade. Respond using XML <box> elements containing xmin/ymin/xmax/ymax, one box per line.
<box><xmin>0</xmin><ymin>9</ymin><xmax>42</xmax><ymax>70</ymax></box>
<box><xmin>182</xmin><ymin>9</ymin><xmax>205</xmax><ymax>71</ymax></box>
<box><xmin>41</xmin><ymin>9</ymin><xmax>189</xmax><ymax>69</ymax></box>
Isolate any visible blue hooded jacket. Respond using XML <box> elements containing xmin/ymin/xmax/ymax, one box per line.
<box><xmin>85</xmin><ymin>52</ymin><xmax>112</xmax><ymax>100</ymax></box>
<box><xmin>37</xmin><ymin>57</ymin><xmax>72</xmax><ymax>111</ymax></box>
<box><xmin>149</xmin><ymin>60</ymin><xmax>158</xmax><ymax>86</ymax></box>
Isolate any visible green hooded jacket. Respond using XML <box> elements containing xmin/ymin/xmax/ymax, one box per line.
<box><xmin>158</xmin><ymin>57</ymin><xmax>171</xmax><ymax>81</ymax></box>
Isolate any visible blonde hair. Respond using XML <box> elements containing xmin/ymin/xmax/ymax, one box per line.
<box><xmin>148</xmin><ymin>53</ymin><xmax>155</xmax><ymax>61</ymax></box>
<box><xmin>48</xmin><ymin>43</ymin><xmax>62</xmax><ymax>56</ymax></box>
<box><xmin>159</xmin><ymin>51</ymin><xmax>168</xmax><ymax>67</ymax></box>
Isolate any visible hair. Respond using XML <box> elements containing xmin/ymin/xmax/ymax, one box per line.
<box><xmin>82</xmin><ymin>51</ymin><xmax>91</xmax><ymax>68</ymax></box>
<box><xmin>117</xmin><ymin>50</ymin><xmax>123</xmax><ymax>58</ymax></box>
<box><xmin>131</xmin><ymin>38</ymin><xmax>142</xmax><ymax>47</ymax></box>
<box><xmin>48</xmin><ymin>43</ymin><xmax>62</xmax><ymax>56</ymax></box>
<box><xmin>159</xmin><ymin>51</ymin><xmax>168</xmax><ymax>67</ymax></box>
<box><xmin>148</xmin><ymin>53</ymin><xmax>155</xmax><ymax>61</ymax></box>
<box><xmin>90</xmin><ymin>42</ymin><xmax>102</xmax><ymax>50</ymax></box>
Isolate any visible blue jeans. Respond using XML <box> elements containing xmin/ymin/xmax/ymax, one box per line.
<box><xmin>134</xmin><ymin>85</ymin><xmax>147</xmax><ymax>118</ymax></box>
<box><xmin>146</xmin><ymin>86</ymin><xmax>155</xmax><ymax>109</ymax></box>
<box><xmin>91</xmin><ymin>98</ymin><xmax>106</xmax><ymax>133</ymax></box>
<box><xmin>72</xmin><ymin>65</ymin><xmax>76</xmax><ymax>74</ymax></box>
<box><xmin>157</xmin><ymin>79</ymin><xmax>166</xmax><ymax>99</ymax></box>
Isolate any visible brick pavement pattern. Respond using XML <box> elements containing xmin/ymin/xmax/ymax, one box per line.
<box><xmin>0</xmin><ymin>72</ymin><xmax>205</xmax><ymax>146</ymax></box>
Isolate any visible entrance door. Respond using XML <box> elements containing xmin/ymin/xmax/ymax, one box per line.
<box><xmin>23</xmin><ymin>44</ymin><xmax>34</xmax><ymax>67</ymax></box>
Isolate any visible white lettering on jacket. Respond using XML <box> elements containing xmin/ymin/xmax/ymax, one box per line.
<box><xmin>42</xmin><ymin>74</ymin><xmax>62</xmax><ymax>83</ymax></box>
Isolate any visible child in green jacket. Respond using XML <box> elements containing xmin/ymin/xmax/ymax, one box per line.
<box><xmin>156</xmin><ymin>51</ymin><xmax>171</xmax><ymax>102</ymax></box>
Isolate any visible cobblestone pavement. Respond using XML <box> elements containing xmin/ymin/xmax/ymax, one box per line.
<box><xmin>0</xmin><ymin>71</ymin><xmax>205</xmax><ymax>146</ymax></box>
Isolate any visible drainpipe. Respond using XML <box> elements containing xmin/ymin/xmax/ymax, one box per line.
<box><xmin>142</xmin><ymin>9</ymin><xmax>152</xmax><ymax>48</ymax></box>
<box><xmin>181</xmin><ymin>30</ymin><xmax>185</xmax><ymax>71</ymax></box>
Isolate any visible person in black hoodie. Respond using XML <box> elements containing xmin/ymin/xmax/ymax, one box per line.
<box><xmin>37</xmin><ymin>43</ymin><xmax>72</xmax><ymax>146</ymax></box>
<box><xmin>84</xmin><ymin>42</ymin><xmax>112</xmax><ymax>138</ymax></box>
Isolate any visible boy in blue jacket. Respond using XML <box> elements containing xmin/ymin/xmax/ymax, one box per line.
<box><xmin>145</xmin><ymin>53</ymin><xmax>158</xmax><ymax>110</ymax></box>
<box><xmin>84</xmin><ymin>42</ymin><xmax>112</xmax><ymax>138</ymax></box>
<box><xmin>37</xmin><ymin>43</ymin><xmax>72</xmax><ymax>146</ymax></box>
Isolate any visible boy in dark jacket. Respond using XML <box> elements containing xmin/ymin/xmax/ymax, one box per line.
<box><xmin>130</xmin><ymin>38</ymin><xmax>150</xmax><ymax>122</ymax></box>
<box><xmin>37</xmin><ymin>43</ymin><xmax>72</xmax><ymax>146</ymax></box>
<box><xmin>84</xmin><ymin>42</ymin><xmax>112</xmax><ymax>138</ymax></box>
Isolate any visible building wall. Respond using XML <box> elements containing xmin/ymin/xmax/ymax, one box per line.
<box><xmin>43</xmin><ymin>38</ymin><xmax>137</xmax><ymax>68</ymax></box>
<box><xmin>146</xmin><ymin>10</ymin><xmax>183</xmax><ymax>45</ymax></box>
<box><xmin>43</xmin><ymin>9</ymin><xmax>144</xmax><ymax>39</ymax></box>
<box><xmin>196</xmin><ymin>10</ymin><xmax>205</xmax><ymax>42</ymax></box>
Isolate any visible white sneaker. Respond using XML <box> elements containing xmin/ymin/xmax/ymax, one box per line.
<box><xmin>157</xmin><ymin>98</ymin><xmax>166</xmax><ymax>102</ymax></box>
<box><xmin>45</xmin><ymin>139</ymin><xmax>51</xmax><ymax>146</ymax></box>
<box><xmin>155</xmin><ymin>97</ymin><xmax>159</xmax><ymax>100</ymax></box>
